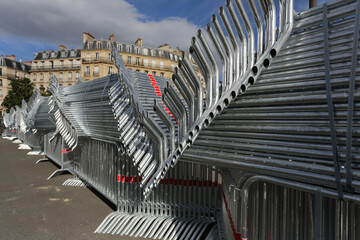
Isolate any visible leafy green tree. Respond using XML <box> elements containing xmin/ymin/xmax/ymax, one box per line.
<box><xmin>1</xmin><ymin>78</ymin><xmax>34</xmax><ymax>113</ymax></box>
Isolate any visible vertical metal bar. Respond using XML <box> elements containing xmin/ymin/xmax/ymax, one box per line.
<box><xmin>345</xmin><ymin>0</ymin><xmax>360</xmax><ymax>191</ymax></box>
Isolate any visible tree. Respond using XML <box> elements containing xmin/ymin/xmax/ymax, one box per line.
<box><xmin>1</xmin><ymin>78</ymin><xmax>34</xmax><ymax>113</ymax></box>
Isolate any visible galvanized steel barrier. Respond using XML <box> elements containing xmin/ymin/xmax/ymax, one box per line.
<box><xmin>2</xmin><ymin>0</ymin><xmax>360</xmax><ymax>239</ymax></box>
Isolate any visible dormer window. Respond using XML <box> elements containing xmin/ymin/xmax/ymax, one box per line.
<box><xmin>159</xmin><ymin>51</ymin><xmax>164</xmax><ymax>57</ymax></box>
<box><xmin>97</xmin><ymin>42</ymin><xmax>101</xmax><ymax>49</ymax></box>
<box><xmin>143</xmin><ymin>48</ymin><xmax>148</xmax><ymax>55</ymax></box>
<box><xmin>70</xmin><ymin>50</ymin><xmax>75</xmax><ymax>57</ymax></box>
<box><xmin>88</xmin><ymin>42</ymin><xmax>93</xmax><ymax>49</ymax></box>
<box><xmin>126</xmin><ymin>46</ymin><xmax>131</xmax><ymax>53</ymax></box>
<box><xmin>51</xmin><ymin>52</ymin><xmax>56</xmax><ymax>58</ymax></box>
<box><xmin>135</xmin><ymin>48</ymin><xmax>140</xmax><ymax>54</ymax></box>
<box><xmin>151</xmin><ymin>49</ymin><xmax>156</xmax><ymax>56</ymax></box>
<box><xmin>117</xmin><ymin>44</ymin><xmax>122</xmax><ymax>51</ymax></box>
<box><xmin>107</xmin><ymin>42</ymin><xmax>111</xmax><ymax>49</ymax></box>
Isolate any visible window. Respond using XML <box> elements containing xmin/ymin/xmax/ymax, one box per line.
<box><xmin>68</xmin><ymin>84</ymin><xmax>72</xmax><ymax>86</ymax></box>
<box><xmin>117</xmin><ymin>44</ymin><xmax>122</xmax><ymax>51</ymax></box>
<box><xmin>50</xmin><ymin>61</ymin><xmax>54</xmax><ymax>69</ymax></box>
<box><xmin>86</xmin><ymin>53</ymin><xmax>91</xmax><ymax>61</ymax></box>
<box><xmin>152</xmin><ymin>71</ymin><xmax>156</xmax><ymax>76</ymax></box>
<box><xmin>33</xmin><ymin>73</ymin><xmax>37</xmax><ymax>81</ymax></box>
<box><xmin>135</xmin><ymin>48</ymin><xmax>140</xmax><ymax>54</ymax></box>
<box><xmin>85</xmin><ymin>67</ymin><xmax>90</xmax><ymax>76</ymax></box>
<box><xmin>151</xmin><ymin>49</ymin><xmax>156</xmax><ymax>56</ymax></box>
<box><xmin>160</xmin><ymin>61</ymin><xmax>164</xmax><ymax>69</ymax></box>
<box><xmin>0</xmin><ymin>89</ymin><xmax>3</xmax><ymax>97</ymax></box>
<box><xmin>60</xmin><ymin>60</ymin><xmax>64</xmax><ymax>68</ymax></box>
<box><xmin>108</xmin><ymin>53</ymin><xmax>112</xmax><ymax>61</ymax></box>
<box><xmin>59</xmin><ymin>72</ymin><xmax>63</xmax><ymax>80</ymax></box>
<box><xmin>61</xmin><ymin>51</ymin><xmax>66</xmax><ymax>57</ymax></box>
<box><xmin>0</xmin><ymin>79</ymin><xmax>2</xmax><ymax>86</ymax></box>
<box><xmin>174</xmin><ymin>55</ymin><xmax>178</xmax><ymax>61</ymax></box>
<box><xmin>68</xmin><ymin>72</ymin><xmax>72</xmax><ymax>80</ymax></box>
<box><xmin>15</xmin><ymin>71</ymin><xmax>18</xmax><ymax>78</ymax></box>
<box><xmin>95</xmin><ymin>53</ymin><xmax>99</xmax><ymax>60</ymax></box>
<box><xmin>108</xmin><ymin>66</ymin><xmax>113</xmax><ymax>74</ymax></box>
<box><xmin>143</xmin><ymin>48</ymin><xmax>148</xmax><ymax>55</ymax></box>
<box><xmin>88</xmin><ymin>42</ymin><xmax>93</xmax><ymax>49</ymax></box>
<box><xmin>97</xmin><ymin>42</ymin><xmax>101</xmax><ymax>49</ymax></box>
<box><xmin>76</xmin><ymin>60</ymin><xmax>81</xmax><ymax>67</ymax></box>
<box><xmin>170</xmin><ymin>53</ymin><xmax>173</xmax><ymax>60</ymax></box>
<box><xmin>33</xmin><ymin>62</ymin><xmax>37</xmax><ymax>69</ymax></box>
<box><xmin>51</xmin><ymin>52</ymin><xmax>56</xmax><ymax>58</ymax></box>
<box><xmin>171</xmin><ymin>64</ymin><xmax>175</xmax><ymax>70</ymax></box>
<box><xmin>69</xmin><ymin>60</ymin><xmax>73</xmax><ymax>67</ymax></box>
<box><xmin>126</xmin><ymin>46</ymin><xmax>131</xmax><ymax>52</ymax></box>
<box><xmin>145</xmin><ymin>70</ymin><xmax>148</xmax><ymax>74</ymax></box>
<box><xmin>152</xmin><ymin>60</ymin><xmax>156</xmax><ymax>68</ymax></box>
<box><xmin>0</xmin><ymin>68</ymin><xmax>2</xmax><ymax>76</ymax></box>
<box><xmin>160</xmin><ymin>72</ymin><xmax>164</xmax><ymax>77</ymax></box>
<box><xmin>144</xmin><ymin>59</ymin><xmax>148</xmax><ymax>67</ymax></box>
<box><xmin>76</xmin><ymin>72</ymin><xmax>80</xmax><ymax>79</ymax></box>
<box><xmin>40</xmin><ymin>73</ymin><xmax>43</xmax><ymax>80</ymax></box>
<box><xmin>127</xmin><ymin>56</ymin><xmax>132</xmax><ymax>64</ymax></box>
<box><xmin>159</xmin><ymin>51</ymin><xmax>164</xmax><ymax>57</ymax></box>
<box><xmin>107</xmin><ymin>43</ymin><xmax>111</xmax><ymax>49</ymax></box>
<box><xmin>70</xmin><ymin>50</ymin><xmax>75</xmax><ymax>57</ymax></box>
<box><xmin>94</xmin><ymin>66</ymin><xmax>99</xmax><ymax>75</ymax></box>
<box><xmin>136</xmin><ymin>69</ymin><xmax>140</xmax><ymax>72</ymax></box>
<box><xmin>41</xmin><ymin>61</ymin><xmax>45</xmax><ymax>68</ymax></box>
<box><xmin>136</xmin><ymin>57</ymin><xmax>140</xmax><ymax>65</ymax></box>
<box><xmin>24</xmin><ymin>73</ymin><xmax>27</xmax><ymax>78</ymax></box>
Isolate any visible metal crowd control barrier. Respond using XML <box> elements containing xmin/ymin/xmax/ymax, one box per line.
<box><xmin>36</xmin><ymin>132</ymin><xmax>74</xmax><ymax>180</ymax></box>
<box><xmin>2</xmin><ymin>0</ymin><xmax>360</xmax><ymax>239</ymax></box>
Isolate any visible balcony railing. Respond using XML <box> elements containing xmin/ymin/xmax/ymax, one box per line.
<box><xmin>0</xmin><ymin>74</ymin><xmax>26</xmax><ymax>80</ymax></box>
<box><xmin>82</xmin><ymin>57</ymin><xmax>113</xmax><ymax>63</ymax></box>
<box><xmin>30</xmin><ymin>64</ymin><xmax>81</xmax><ymax>71</ymax></box>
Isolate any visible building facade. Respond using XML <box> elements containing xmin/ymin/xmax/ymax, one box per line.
<box><xmin>0</xmin><ymin>55</ymin><xmax>30</xmax><ymax>115</ymax></box>
<box><xmin>29</xmin><ymin>33</ymin><xmax>203</xmax><ymax>94</ymax></box>
<box><xmin>81</xmin><ymin>33</ymin><xmax>182</xmax><ymax>81</ymax></box>
<box><xmin>29</xmin><ymin>45</ymin><xmax>81</xmax><ymax>91</ymax></box>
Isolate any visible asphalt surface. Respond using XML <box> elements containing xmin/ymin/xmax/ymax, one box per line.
<box><xmin>0</xmin><ymin>137</ymin><xmax>149</xmax><ymax>240</ymax></box>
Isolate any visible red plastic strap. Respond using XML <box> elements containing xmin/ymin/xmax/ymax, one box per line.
<box><xmin>12</xmin><ymin>130</ymin><xmax>16</xmax><ymax>132</ymax></box>
<box><xmin>61</xmin><ymin>148</ymin><xmax>72</xmax><ymax>154</ymax></box>
<box><xmin>222</xmin><ymin>191</ymin><xmax>242</xmax><ymax>240</ymax></box>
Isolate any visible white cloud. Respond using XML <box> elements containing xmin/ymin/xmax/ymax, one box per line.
<box><xmin>0</xmin><ymin>0</ymin><xmax>199</xmax><ymax>51</ymax></box>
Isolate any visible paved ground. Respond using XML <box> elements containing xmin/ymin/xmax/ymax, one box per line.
<box><xmin>0</xmin><ymin>137</ymin><xmax>148</xmax><ymax>240</ymax></box>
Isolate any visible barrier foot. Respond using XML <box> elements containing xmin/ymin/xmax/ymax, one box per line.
<box><xmin>94</xmin><ymin>211</ymin><xmax>216</xmax><ymax>239</ymax></box>
<box><xmin>47</xmin><ymin>169</ymin><xmax>70</xmax><ymax>180</ymax></box>
<box><xmin>36</xmin><ymin>158</ymin><xmax>49</xmax><ymax>164</ymax></box>
<box><xmin>62</xmin><ymin>178</ymin><xmax>90</xmax><ymax>187</ymax></box>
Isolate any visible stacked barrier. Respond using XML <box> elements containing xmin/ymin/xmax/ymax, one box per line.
<box><xmin>1</xmin><ymin>0</ymin><xmax>360</xmax><ymax>239</ymax></box>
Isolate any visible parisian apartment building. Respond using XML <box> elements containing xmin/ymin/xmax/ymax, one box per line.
<box><xmin>0</xmin><ymin>55</ymin><xmax>31</xmax><ymax>114</ymax></box>
<box><xmin>30</xmin><ymin>32</ymin><xmax>184</xmax><ymax>92</ymax></box>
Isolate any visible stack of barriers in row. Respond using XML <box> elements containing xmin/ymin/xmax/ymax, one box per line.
<box><xmin>2</xmin><ymin>0</ymin><xmax>359</xmax><ymax>239</ymax></box>
<box><xmin>45</xmin><ymin>49</ymin><xmax>222</xmax><ymax>239</ymax></box>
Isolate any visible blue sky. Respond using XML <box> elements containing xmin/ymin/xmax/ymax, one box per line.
<box><xmin>0</xmin><ymin>0</ymin><xmax>331</xmax><ymax>62</ymax></box>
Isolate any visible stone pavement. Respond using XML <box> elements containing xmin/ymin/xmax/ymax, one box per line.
<box><xmin>0</xmin><ymin>137</ymin><xmax>149</xmax><ymax>240</ymax></box>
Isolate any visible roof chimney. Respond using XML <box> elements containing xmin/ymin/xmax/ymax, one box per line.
<box><xmin>109</xmin><ymin>34</ymin><xmax>115</xmax><ymax>41</ymax></box>
<box><xmin>135</xmin><ymin>38</ymin><xmax>143</xmax><ymax>46</ymax></box>
<box><xmin>83</xmin><ymin>32</ymin><xmax>95</xmax><ymax>44</ymax></box>
<box><xmin>59</xmin><ymin>45</ymin><xmax>67</xmax><ymax>50</ymax></box>
<box><xmin>6</xmin><ymin>55</ymin><xmax>15</xmax><ymax>61</ymax></box>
